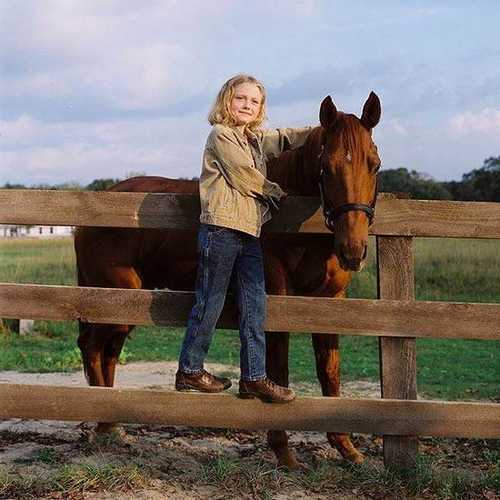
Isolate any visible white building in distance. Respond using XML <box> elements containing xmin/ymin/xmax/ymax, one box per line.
<box><xmin>0</xmin><ymin>224</ymin><xmax>73</xmax><ymax>238</ymax></box>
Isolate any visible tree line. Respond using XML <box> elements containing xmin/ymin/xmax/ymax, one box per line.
<box><xmin>1</xmin><ymin>178</ymin><xmax>122</xmax><ymax>192</ymax></box>
<box><xmin>378</xmin><ymin>156</ymin><xmax>500</xmax><ymax>201</ymax></box>
<box><xmin>2</xmin><ymin>156</ymin><xmax>499</xmax><ymax>201</ymax></box>
<box><xmin>0</xmin><ymin>176</ymin><xmax>198</xmax><ymax>192</ymax></box>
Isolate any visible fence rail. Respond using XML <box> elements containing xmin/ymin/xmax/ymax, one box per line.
<box><xmin>1</xmin><ymin>283</ymin><xmax>499</xmax><ymax>340</ymax></box>
<box><xmin>1</xmin><ymin>384</ymin><xmax>499</xmax><ymax>438</ymax></box>
<box><xmin>1</xmin><ymin>189</ymin><xmax>500</xmax><ymax>238</ymax></box>
<box><xmin>1</xmin><ymin>188</ymin><xmax>499</xmax><ymax>470</ymax></box>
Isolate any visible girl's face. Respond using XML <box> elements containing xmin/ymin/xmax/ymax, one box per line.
<box><xmin>230</xmin><ymin>82</ymin><xmax>262</xmax><ymax>127</ymax></box>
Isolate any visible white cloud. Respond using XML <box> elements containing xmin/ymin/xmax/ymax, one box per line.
<box><xmin>1</xmin><ymin>1</ymin><xmax>500</xmax><ymax>185</ymax></box>
<box><xmin>1</xmin><ymin>113</ymin><xmax>209</xmax><ymax>184</ymax></box>
<box><xmin>0</xmin><ymin>0</ymin><xmax>229</xmax><ymax>113</ymax></box>
<box><xmin>381</xmin><ymin>118</ymin><xmax>409</xmax><ymax>137</ymax></box>
<box><xmin>1</xmin><ymin>0</ymin><xmax>328</xmax><ymax>111</ymax></box>
<box><xmin>449</xmin><ymin>109</ymin><xmax>500</xmax><ymax>135</ymax></box>
<box><xmin>291</xmin><ymin>0</ymin><xmax>318</xmax><ymax>16</ymax></box>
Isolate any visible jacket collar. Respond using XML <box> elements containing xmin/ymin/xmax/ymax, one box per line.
<box><xmin>236</xmin><ymin>127</ymin><xmax>262</xmax><ymax>155</ymax></box>
<box><xmin>232</xmin><ymin>125</ymin><xmax>256</xmax><ymax>140</ymax></box>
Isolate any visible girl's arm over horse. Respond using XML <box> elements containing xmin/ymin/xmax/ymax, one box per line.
<box><xmin>206</xmin><ymin>124</ymin><xmax>285</xmax><ymax>203</ymax></box>
<box><xmin>260</xmin><ymin>127</ymin><xmax>314</xmax><ymax>161</ymax></box>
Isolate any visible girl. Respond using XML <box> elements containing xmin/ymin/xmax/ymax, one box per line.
<box><xmin>176</xmin><ymin>74</ymin><xmax>312</xmax><ymax>403</ymax></box>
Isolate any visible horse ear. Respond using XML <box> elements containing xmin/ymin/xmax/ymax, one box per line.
<box><xmin>361</xmin><ymin>91</ymin><xmax>381</xmax><ymax>129</ymax></box>
<box><xmin>319</xmin><ymin>96</ymin><xmax>338</xmax><ymax>128</ymax></box>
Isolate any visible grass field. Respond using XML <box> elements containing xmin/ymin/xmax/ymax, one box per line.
<box><xmin>0</xmin><ymin>235</ymin><xmax>499</xmax><ymax>400</ymax></box>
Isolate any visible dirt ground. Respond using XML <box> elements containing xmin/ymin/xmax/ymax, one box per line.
<box><xmin>0</xmin><ymin>363</ymin><xmax>498</xmax><ymax>499</ymax></box>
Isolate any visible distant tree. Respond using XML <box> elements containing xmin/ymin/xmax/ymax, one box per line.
<box><xmin>379</xmin><ymin>168</ymin><xmax>452</xmax><ymax>200</ymax></box>
<box><xmin>443</xmin><ymin>156</ymin><xmax>500</xmax><ymax>201</ymax></box>
<box><xmin>86</xmin><ymin>178</ymin><xmax>121</xmax><ymax>191</ymax></box>
<box><xmin>464</xmin><ymin>156</ymin><xmax>500</xmax><ymax>201</ymax></box>
<box><xmin>1</xmin><ymin>182</ymin><xmax>27</xmax><ymax>189</ymax></box>
<box><xmin>54</xmin><ymin>181</ymin><xmax>85</xmax><ymax>191</ymax></box>
<box><xmin>442</xmin><ymin>180</ymin><xmax>478</xmax><ymax>201</ymax></box>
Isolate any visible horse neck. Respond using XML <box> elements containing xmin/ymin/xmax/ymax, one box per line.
<box><xmin>267</xmin><ymin>127</ymin><xmax>323</xmax><ymax>196</ymax></box>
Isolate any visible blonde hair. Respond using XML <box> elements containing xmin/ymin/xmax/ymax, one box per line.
<box><xmin>208</xmin><ymin>74</ymin><xmax>267</xmax><ymax>131</ymax></box>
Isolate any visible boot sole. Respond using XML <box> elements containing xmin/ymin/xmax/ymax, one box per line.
<box><xmin>175</xmin><ymin>384</ymin><xmax>227</xmax><ymax>393</ymax></box>
<box><xmin>238</xmin><ymin>392</ymin><xmax>295</xmax><ymax>404</ymax></box>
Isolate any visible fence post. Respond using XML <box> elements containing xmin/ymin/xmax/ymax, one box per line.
<box><xmin>376</xmin><ymin>236</ymin><xmax>418</xmax><ymax>469</ymax></box>
<box><xmin>19</xmin><ymin>319</ymin><xmax>35</xmax><ymax>335</ymax></box>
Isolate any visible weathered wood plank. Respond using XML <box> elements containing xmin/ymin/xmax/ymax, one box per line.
<box><xmin>377</xmin><ymin>236</ymin><xmax>418</xmax><ymax>468</ymax></box>
<box><xmin>1</xmin><ymin>283</ymin><xmax>500</xmax><ymax>340</ymax></box>
<box><xmin>1</xmin><ymin>384</ymin><xmax>499</xmax><ymax>439</ymax></box>
<box><xmin>1</xmin><ymin>190</ymin><xmax>500</xmax><ymax>238</ymax></box>
<box><xmin>0</xmin><ymin>189</ymin><xmax>200</xmax><ymax>229</ymax></box>
<box><xmin>370</xmin><ymin>198</ymin><xmax>500</xmax><ymax>239</ymax></box>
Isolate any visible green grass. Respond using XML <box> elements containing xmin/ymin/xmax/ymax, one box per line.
<box><xmin>348</xmin><ymin>237</ymin><xmax>500</xmax><ymax>303</ymax></box>
<box><xmin>0</xmin><ymin>237</ymin><xmax>76</xmax><ymax>285</ymax></box>
<box><xmin>1</xmin><ymin>236</ymin><xmax>499</xmax><ymax>401</ymax></box>
<box><xmin>0</xmin><ymin>460</ymin><xmax>150</xmax><ymax>498</ymax></box>
<box><xmin>2</xmin><ymin>448</ymin><xmax>497</xmax><ymax>499</ymax></box>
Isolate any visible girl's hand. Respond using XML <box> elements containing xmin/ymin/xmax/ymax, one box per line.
<box><xmin>268</xmin><ymin>191</ymin><xmax>287</xmax><ymax>210</ymax></box>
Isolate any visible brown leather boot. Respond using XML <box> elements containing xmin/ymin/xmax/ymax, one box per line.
<box><xmin>238</xmin><ymin>378</ymin><xmax>296</xmax><ymax>403</ymax></box>
<box><xmin>175</xmin><ymin>369</ymin><xmax>232</xmax><ymax>393</ymax></box>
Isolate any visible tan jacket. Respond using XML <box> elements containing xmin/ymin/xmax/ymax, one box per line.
<box><xmin>199</xmin><ymin>124</ymin><xmax>313</xmax><ymax>237</ymax></box>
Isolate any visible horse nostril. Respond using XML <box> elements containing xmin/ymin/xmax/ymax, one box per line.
<box><xmin>345</xmin><ymin>257</ymin><xmax>362</xmax><ymax>271</ymax></box>
<box><xmin>338</xmin><ymin>243</ymin><xmax>367</xmax><ymax>272</ymax></box>
<box><xmin>340</xmin><ymin>244</ymin><xmax>367</xmax><ymax>263</ymax></box>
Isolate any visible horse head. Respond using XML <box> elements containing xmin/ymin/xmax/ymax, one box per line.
<box><xmin>318</xmin><ymin>92</ymin><xmax>381</xmax><ymax>272</ymax></box>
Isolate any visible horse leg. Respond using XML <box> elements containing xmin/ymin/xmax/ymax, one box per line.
<box><xmin>266</xmin><ymin>332</ymin><xmax>304</xmax><ymax>469</ymax></box>
<box><xmin>102</xmin><ymin>327</ymin><xmax>130</xmax><ymax>387</ymax></box>
<box><xmin>96</xmin><ymin>327</ymin><xmax>131</xmax><ymax>435</ymax></box>
<box><xmin>77</xmin><ymin>322</ymin><xmax>106</xmax><ymax>387</ymax></box>
<box><xmin>78</xmin><ymin>322</ymin><xmax>116</xmax><ymax>435</ymax></box>
<box><xmin>311</xmin><ymin>332</ymin><xmax>364</xmax><ymax>464</ymax></box>
<box><xmin>77</xmin><ymin>324</ymin><xmax>132</xmax><ymax>436</ymax></box>
<box><xmin>77</xmin><ymin>266</ymin><xmax>142</xmax><ymax>434</ymax></box>
<box><xmin>263</xmin><ymin>254</ymin><xmax>302</xmax><ymax>468</ymax></box>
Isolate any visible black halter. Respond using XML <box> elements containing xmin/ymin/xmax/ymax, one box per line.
<box><xmin>317</xmin><ymin>144</ymin><xmax>378</xmax><ymax>233</ymax></box>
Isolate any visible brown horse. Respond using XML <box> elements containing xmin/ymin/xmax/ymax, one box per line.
<box><xmin>74</xmin><ymin>92</ymin><xmax>381</xmax><ymax>468</ymax></box>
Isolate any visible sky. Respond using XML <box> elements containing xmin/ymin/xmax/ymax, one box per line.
<box><xmin>1</xmin><ymin>0</ymin><xmax>500</xmax><ymax>186</ymax></box>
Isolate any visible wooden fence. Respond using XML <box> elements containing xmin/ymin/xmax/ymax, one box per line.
<box><xmin>1</xmin><ymin>189</ymin><xmax>499</xmax><ymax>469</ymax></box>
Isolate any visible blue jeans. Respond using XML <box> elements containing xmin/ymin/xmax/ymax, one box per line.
<box><xmin>178</xmin><ymin>224</ymin><xmax>267</xmax><ymax>381</ymax></box>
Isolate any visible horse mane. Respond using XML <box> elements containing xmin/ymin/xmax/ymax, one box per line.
<box><xmin>267</xmin><ymin>113</ymin><xmax>368</xmax><ymax>196</ymax></box>
<box><xmin>266</xmin><ymin>126</ymin><xmax>323</xmax><ymax>196</ymax></box>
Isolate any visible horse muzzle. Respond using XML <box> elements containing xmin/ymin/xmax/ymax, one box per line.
<box><xmin>337</xmin><ymin>242</ymin><xmax>368</xmax><ymax>272</ymax></box>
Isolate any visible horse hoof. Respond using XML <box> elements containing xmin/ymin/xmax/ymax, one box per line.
<box><xmin>296</xmin><ymin>461</ymin><xmax>311</xmax><ymax>472</ymax></box>
<box><xmin>277</xmin><ymin>452</ymin><xmax>307</xmax><ymax>471</ymax></box>
<box><xmin>344</xmin><ymin>449</ymin><xmax>364</xmax><ymax>464</ymax></box>
<box><xmin>83</xmin><ymin>425</ymin><xmax>135</xmax><ymax>445</ymax></box>
<box><xmin>81</xmin><ymin>428</ymin><xmax>98</xmax><ymax>444</ymax></box>
<box><xmin>95</xmin><ymin>423</ymin><xmax>121</xmax><ymax>434</ymax></box>
<box><xmin>104</xmin><ymin>428</ymin><xmax>136</xmax><ymax>445</ymax></box>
